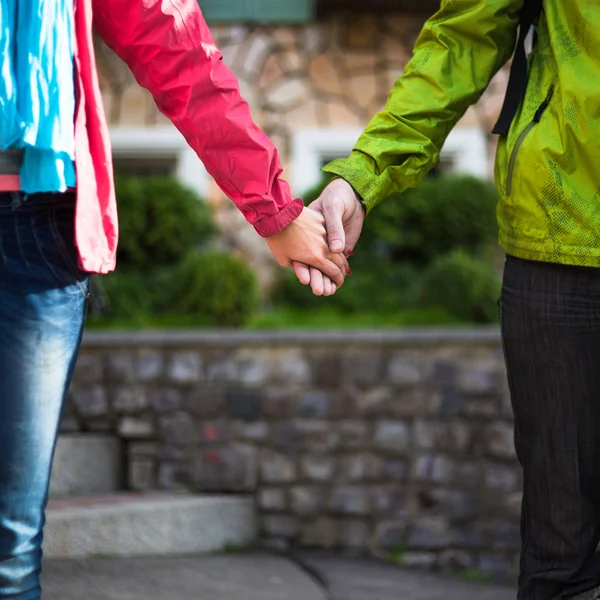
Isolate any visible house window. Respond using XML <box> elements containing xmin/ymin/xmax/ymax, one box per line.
<box><xmin>110</xmin><ymin>127</ymin><xmax>209</xmax><ymax>199</ymax></box>
<box><xmin>200</xmin><ymin>0</ymin><xmax>316</xmax><ymax>23</ymax></box>
<box><xmin>291</xmin><ymin>127</ymin><xmax>489</xmax><ymax>196</ymax></box>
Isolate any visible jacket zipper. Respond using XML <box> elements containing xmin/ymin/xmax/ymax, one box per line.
<box><xmin>506</xmin><ymin>85</ymin><xmax>555</xmax><ymax>197</ymax></box>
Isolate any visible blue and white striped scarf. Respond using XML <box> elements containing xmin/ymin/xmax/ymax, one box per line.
<box><xmin>0</xmin><ymin>0</ymin><xmax>76</xmax><ymax>193</ymax></box>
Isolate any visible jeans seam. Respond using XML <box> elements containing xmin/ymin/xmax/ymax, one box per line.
<box><xmin>46</xmin><ymin>210</ymin><xmax>89</xmax><ymax>298</ymax></box>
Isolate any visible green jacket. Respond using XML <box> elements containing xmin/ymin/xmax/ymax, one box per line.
<box><xmin>324</xmin><ymin>0</ymin><xmax>600</xmax><ymax>267</ymax></box>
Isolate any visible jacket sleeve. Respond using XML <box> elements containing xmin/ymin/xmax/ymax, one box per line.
<box><xmin>92</xmin><ymin>0</ymin><xmax>302</xmax><ymax>237</ymax></box>
<box><xmin>323</xmin><ymin>0</ymin><xmax>522</xmax><ymax>212</ymax></box>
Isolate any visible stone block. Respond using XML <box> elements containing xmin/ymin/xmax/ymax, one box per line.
<box><xmin>136</xmin><ymin>351</ymin><xmax>164</xmax><ymax>381</ymax></box>
<box><xmin>458</xmin><ymin>364</ymin><xmax>501</xmax><ymax>394</ymax></box>
<box><xmin>227</xmin><ymin>389</ymin><xmax>262</xmax><ymax>421</ymax></box>
<box><xmin>261</xmin><ymin>451</ymin><xmax>297</xmax><ymax>484</ymax></box>
<box><xmin>339</xmin><ymin>420</ymin><xmax>369</xmax><ymax>449</ymax></box>
<box><xmin>465</xmin><ymin>398</ymin><xmax>499</xmax><ymax>418</ymax></box>
<box><xmin>158</xmin><ymin>462</ymin><xmax>187</xmax><ymax>489</ymax></box>
<box><xmin>118</xmin><ymin>417</ymin><xmax>154</xmax><ymax>439</ymax></box>
<box><xmin>191</xmin><ymin>445</ymin><xmax>257</xmax><ymax>492</ymax></box>
<box><xmin>70</xmin><ymin>385</ymin><xmax>108</xmax><ymax>418</ymax></box>
<box><xmin>106</xmin><ymin>352</ymin><xmax>136</xmax><ymax>383</ymax></box>
<box><xmin>485</xmin><ymin>422</ymin><xmax>516</xmax><ymax>459</ymax></box>
<box><xmin>484</xmin><ymin>521</ymin><xmax>521</xmax><ymax>551</ymax></box>
<box><xmin>374</xmin><ymin>421</ymin><xmax>410</xmax><ymax>454</ymax></box>
<box><xmin>413</xmin><ymin>420</ymin><xmax>446</xmax><ymax>451</ymax></box>
<box><xmin>344</xmin><ymin>351</ymin><xmax>385</xmax><ymax>387</ymax></box>
<box><xmin>357</xmin><ymin>388</ymin><xmax>392</xmax><ymax>416</ymax></box>
<box><xmin>387</xmin><ymin>356</ymin><xmax>424</xmax><ymax>386</ymax></box>
<box><xmin>301</xmin><ymin>454</ymin><xmax>335</xmax><ymax>482</ymax></box>
<box><xmin>311</xmin><ymin>354</ymin><xmax>343</xmax><ymax>387</ymax></box>
<box><xmin>447</xmin><ymin>421</ymin><xmax>472</xmax><ymax>453</ymax></box>
<box><xmin>340</xmin><ymin>520</ymin><xmax>369</xmax><ymax>551</ymax></box>
<box><xmin>185</xmin><ymin>386</ymin><xmax>225</xmax><ymax>417</ymax></box>
<box><xmin>375</xmin><ymin>521</ymin><xmax>407</xmax><ymax>550</ymax></box>
<box><xmin>437</xmin><ymin>549</ymin><xmax>475</xmax><ymax>571</ymax></box>
<box><xmin>437</xmin><ymin>389</ymin><xmax>464</xmax><ymax>416</ymax></box>
<box><xmin>277</xmin><ymin>350</ymin><xmax>311</xmax><ymax>384</ymax></box>
<box><xmin>297</xmin><ymin>391</ymin><xmax>329</xmax><ymax>417</ymax></box>
<box><xmin>273</xmin><ymin>420</ymin><xmax>338</xmax><ymax>452</ymax></box>
<box><xmin>340</xmin><ymin>454</ymin><xmax>382</xmax><ymax>482</ymax></box>
<box><xmin>432</xmin><ymin>360</ymin><xmax>458</xmax><ymax>386</ymax></box>
<box><xmin>205</xmin><ymin>357</ymin><xmax>239</xmax><ymax>382</ymax></box>
<box><xmin>477</xmin><ymin>554</ymin><xmax>510</xmax><ymax>581</ymax></box>
<box><xmin>330</xmin><ymin>486</ymin><xmax>369</xmax><ymax>516</ymax></box>
<box><xmin>401</xmin><ymin>553</ymin><xmax>437</xmax><ymax>569</ymax></box>
<box><xmin>168</xmin><ymin>353</ymin><xmax>203</xmax><ymax>383</ymax></box>
<box><xmin>112</xmin><ymin>386</ymin><xmax>148</xmax><ymax>414</ymax></box>
<box><xmin>262</xmin><ymin>515</ymin><xmax>299</xmax><ymax>539</ymax></box>
<box><xmin>149</xmin><ymin>388</ymin><xmax>182</xmax><ymax>413</ymax></box>
<box><xmin>382</xmin><ymin>459</ymin><xmax>408</xmax><ymax>482</ymax></box>
<box><xmin>197</xmin><ymin>420</ymin><xmax>230</xmax><ymax>445</ymax></box>
<box><xmin>72</xmin><ymin>353</ymin><xmax>103</xmax><ymax>382</ymax></box>
<box><xmin>483</xmin><ymin>462</ymin><xmax>520</xmax><ymax>491</ymax></box>
<box><xmin>409</xmin><ymin>517</ymin><xmax>449</xmax><ymax>550</ymax></box>
<box><xmin>159</xmin><ymin>412</ymin><xmax>195</xmax><ymax>446</ymax></box>
<box><xmin>390</xmin><ymin>390</ymin><xmax>431</xmax><ymax>419</ymax></box>
<box><xmin>262</xmin><ymin>387</ymin><xmax>296</xmax><ymax>418</ymax></box>
<box><xmin>258</xmin><ymin>488</ymin><xmax>287</xmax><ymax>511</ymax></box>
<box><xmin>233</xmin><ymin>420</ymin><xmax>269</xmax><ymax>441</ymax></box>
<box><xmin>450</xmin><ymin>525</ymin><xmax>486</xmax><ymax>549</ymax></box>
<box><xmin>45</xmin><ymin>495</ymin><xmax>256</xmax><ymax>558</ymax></box>
<box><xmin>290</xmin><ymin>486</ymin><xmax>323</xmax><ymax>516</ymax></box>
<box><xmin>300</xmin><ymin>517</ymin><xmax>338</xmax><ymax>549</ymax></box>
<box><xmin>413</xmin><ymin>455</ymin><xmax>454</xmax><ymax>484</ymax></box>
<box><xmin>128</xmin><ymin>457</ymin><xmax>156</xmax><ymax>491</ymax></box>
<box><xmin>50</xmin><ymin>435</ymin><xmax>121</xmax><ymax>497</ymax></box>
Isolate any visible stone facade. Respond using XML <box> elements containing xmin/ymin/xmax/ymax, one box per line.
<box><xmin>66</xmin><ymin>330</ymin><xmax>521</xmax><ymax>580</ymax></box>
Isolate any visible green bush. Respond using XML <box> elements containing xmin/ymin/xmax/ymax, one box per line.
<box><xmin>419</xmin><ymin>250</ymin><xmax>501</xmax><ymax>323</ymax></box>
<box><xmin>115</xmin><ymin>174</ymin><xmax>216</xmax><ymax>269</ymax></box>
<box><xmin>271</xmin><ymin>258</ymin><xmax>419</xmax><ymax>313</ymax></box>
<box><xmin>164</xmin><ymin>251</ymin><xmax>259</xmax><ymax>327</ymax></box>
<box><xmin>301</xmin><ymin>174</ymin><xmax>499</xmax><ymax>265</ymax></box>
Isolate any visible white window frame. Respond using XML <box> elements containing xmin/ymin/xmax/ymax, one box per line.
<box><xmin>291</xmin><ymin>127</ymin><xmax>488</xmax><ymax>196</ymax></box>
<box><xmin>109</xmin><ymin>126</ymin><xmax>209</xmax><ymax>198</ymax></box>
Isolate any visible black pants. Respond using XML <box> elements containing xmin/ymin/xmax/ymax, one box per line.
<box><xmin>501</xmin><ymin>255</ymin><xmax>600</xmax><ymax>600</ymax></box>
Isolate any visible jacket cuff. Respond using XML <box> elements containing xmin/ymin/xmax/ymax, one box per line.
<box><xmin>322</xmin><ymin>156</ymin><xmax>393</xmax><ymax>214</ymax></box>
<box><xmin>253</xmin><ymin>198</ymin><xmax>304</xmax><ymax>238</ymax></box>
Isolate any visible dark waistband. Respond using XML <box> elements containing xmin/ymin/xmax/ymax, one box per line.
<box><xmin>0</xmin><ymin>149</ymin><xmax>23</xmax><ymax>175</ymax></box>
<box><xmin>0</xmin><ymin>191</ymin><xmax>76</xmax><ymax>214</ymax></box>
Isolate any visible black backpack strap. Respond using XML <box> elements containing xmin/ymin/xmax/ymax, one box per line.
<box><xmin>492</xmin><ymin>0</ymin><xmax>543</xmax><ymax>135</ymax></box>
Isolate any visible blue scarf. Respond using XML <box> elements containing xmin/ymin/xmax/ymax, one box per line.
<box><xmin>0</xmin><ymin>0</ymin><xmax>76</xmax><ymax>193</ymax></box>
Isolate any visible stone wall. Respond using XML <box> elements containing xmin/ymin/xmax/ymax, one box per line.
<box><xmin>65</xmin><ymin>330</ymin><xmax>521</xmax><ymax>580</ymax></box>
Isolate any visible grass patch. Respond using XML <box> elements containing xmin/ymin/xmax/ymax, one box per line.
<box><xmin>86</xmin><ymin>307</ymin><xmax>464</xmax><ymax>330</ymax></box>
<box><xmin>454</xmin><ymin>568</ymin><xmax>493</xmax><ymax>583</ymax></box>
<box><xmin>386</xmin><ymin>542</ymin><xmax>407</xmax><ymax>565</ymax></box>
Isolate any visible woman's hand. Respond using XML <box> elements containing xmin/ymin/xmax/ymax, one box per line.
<box><xmin>266</xmin><ymin>207</ymin><xmax>349</xmax><ymax>296</ymax></box>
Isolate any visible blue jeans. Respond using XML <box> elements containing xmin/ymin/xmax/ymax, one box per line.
<box><xmin>0</xmin><ymin>192</ymin><xmax>88</xmax><ymax>599</ymax></box>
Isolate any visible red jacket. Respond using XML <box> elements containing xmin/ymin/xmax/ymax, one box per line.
<box><xmin>71</xmin><ymin>0</ymin><xmax>302</xmax><ymax>273</ymax></box>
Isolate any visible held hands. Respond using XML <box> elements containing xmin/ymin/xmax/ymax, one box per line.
<box><xmin>293</xmin><ymin>178</ymin><xmax>366</xmax><ymax>294</ymax></box>
<box><xmin>266</xmin><ymin>207</ymin><xmax>350</xmax><ymax>295</ymax></box>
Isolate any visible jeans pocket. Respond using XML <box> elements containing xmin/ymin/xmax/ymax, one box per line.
<box><xmin>45</xmin><ymin>208</ymin><xmax>89</xmax><ymax>298</ymax></box>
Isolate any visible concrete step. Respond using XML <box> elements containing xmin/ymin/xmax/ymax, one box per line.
<box><xmin>50</xmin><ymin>435</ymin><xmax>122</xmax><ymax>497</ymax></box>
<box><xmin>44</xmin><ymin>493</ymin><xmax>256</xmax><ymax>559</ymax></box>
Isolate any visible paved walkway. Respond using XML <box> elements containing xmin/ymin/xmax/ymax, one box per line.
<box><xmin>42</xmin><ymin>553</ymin><xmax>515</xmax><ymax>600</ymax></box>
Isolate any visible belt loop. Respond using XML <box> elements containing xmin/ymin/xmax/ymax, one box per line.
<box><xmin>10</xmin><ymin>191</ymin><xmax>23</xmax><ymax>210</ymax></box>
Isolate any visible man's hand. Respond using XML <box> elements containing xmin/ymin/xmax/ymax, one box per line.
<box><xmin>266</xmin><ymin>207</ymin><xmax>350</xmax><ymax>296</ymax></box>
<box><xmin>294</xmin><ymin>178</ymin><xmax>366</xmax><ymax>289</ymax></box>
